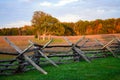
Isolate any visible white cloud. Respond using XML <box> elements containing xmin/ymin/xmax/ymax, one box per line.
<box><xmin>55</xmin><ymin>8</ymin><xmax>109</xmax><ymax>22</ymax></box>
<box><xmin>56</xmin><ymin>14</ymin><xmax>81</xmax><ymax>22</ymax></box>
<box><xmin>1</xmin><ymin>21</ymin><xmax>31</xmax><ymax>28</ymax></box>
<box><xmin>55</xmin><ymin>0</ymin><xmax>79</xmax><ymax>6</ymax></box>
<box><xmin>40</xmin><ymin>0</ymin><xmax>79</xmax><ymax>7</ymax></box>
<box><xmin>39</xmin><ymin>1</ymin><xmax>52</xmax><ymax>7</ymax></box>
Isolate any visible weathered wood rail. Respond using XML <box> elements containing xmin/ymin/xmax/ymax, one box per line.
<box><xmin>0</xmin><ymin>36</ymin><xmax>120</xmax><ymax>75</ymax></box>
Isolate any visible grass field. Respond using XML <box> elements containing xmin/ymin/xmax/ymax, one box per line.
<box><xmin>0</xmin><ymin>34</ymin><xmax>120</xmax><ymax>52</ymax></box>
<box><xmin>0</xmin><ymin>57</ymin><xmax>120</xmax><ymax>80</ymax></box>
<box><xmin>0</xmin><ymin>34</ymin><xmax>120</xmax><ymax>80</ymax></box>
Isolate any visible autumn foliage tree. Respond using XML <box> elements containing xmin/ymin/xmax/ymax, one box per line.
<box><xmin>31</xmin><ymin>11</ymin><xmax>59</xmax><ymax>40</ymax></box>
<box><xmin>0</xmin><ymin>11</ymin><xmax>120</xmax><ymax>36</ymax></box>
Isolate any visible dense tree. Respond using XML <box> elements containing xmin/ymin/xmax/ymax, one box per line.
<box><xmin>20</xmin><ymin>25</ymin><xmax>34</xmax><ymax>35</ymax></box>
<box><xmin>31</xmin><ymin>11</ymin><xmax>59</xmax><ymax>39</ymax></box>
<box><xmin>75</xmin><ymin>20</ymin><xmax>89</xmax><ymax>35</ymax></box>
<box><xmin>0</xmin><ymin>11</ymin><xmax>120</xmax><ymax>36</ymax></box>
<box><xmin>0</xmin><ymin>28</ymin><xmax>19</xmax><ymax>35</ymax></box>
<box><xmin>115</xmin><ymin>18</ymin><xmax>120</xmax><ymax>33</ymax></box>
<box><xmin>62</xmin><ymin>22</ymin><xmax>75</xmax><ymax>36</ymax></box>
<box><xmin>86</xmin><ymin>25</ymin><xmax>93</xmax><ymax>35</ymax></box>
<box><xmin>53</xmin><ymin>22</ymin><xmax>65</xmax><ymax>36</ymax></box>
<box><xmin>91</xmin><ymin>19</ymin><xmax>103</xmax><ymax>34</ymax></box>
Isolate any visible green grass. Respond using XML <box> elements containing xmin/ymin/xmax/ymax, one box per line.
<box><xmin>0</xmin><ymin>57</ymin><xmax>120</xmax><ymax>80</ymax></box>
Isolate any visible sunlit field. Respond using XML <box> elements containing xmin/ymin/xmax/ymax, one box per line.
<box><xmin>0</xmin><ymin>57</ymin><xmax>120</xmax><ymax>80</ymax></box>
<box><xmin>0</xmin><ymin>34</ymin><xmax>120</xmax><ymax>80</ymax></box>
<box><xmin>1</xmin><ymin>0</ymin><xmax>120</xmax><ymax>79</ymax></box>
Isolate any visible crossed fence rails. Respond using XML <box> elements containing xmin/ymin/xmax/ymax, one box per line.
<box><xmin>0</xmin><ymin>36</ymin><xmax>120</xmax><ymax>75</ymax></box>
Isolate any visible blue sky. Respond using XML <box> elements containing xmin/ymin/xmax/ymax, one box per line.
<box><xmin>0</xmin><ymin>0</ymin><xmax>120</xmax><ymax>28</ymax></box>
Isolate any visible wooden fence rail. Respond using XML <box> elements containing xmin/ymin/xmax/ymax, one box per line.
<box><xmin>0</xmin><ymin>36</ymin><xmax>120</xmax><ymax>75</ymax></box>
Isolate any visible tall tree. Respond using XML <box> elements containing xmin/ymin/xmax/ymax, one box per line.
<box><xmin>31</xmin><ymin>11</ymin><xmax>59</xmax><ymax>39</ymax></box>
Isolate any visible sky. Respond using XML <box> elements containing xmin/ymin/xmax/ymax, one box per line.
<box><xmin>0</xmin><ymin>0</ymin><xmax>120</xmax><ymax>28</ymax></box>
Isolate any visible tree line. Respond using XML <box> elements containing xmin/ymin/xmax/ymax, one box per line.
<box><xmin>0</xmin><ymin>11</ymin><xmax>120</xmax><ymax>36</ymax></box>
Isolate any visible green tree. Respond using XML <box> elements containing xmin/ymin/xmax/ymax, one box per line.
<box><xmin>31</xmin><ymin>11</ymin><xmax>59</xmax><ymax>39</ymax></box>
<box><xmin>62</xmin><ymin>22</ymin><xmax>75</xmax><ymax>36</ymax></box>
<box><xmin>102</xmin><ymin>18</ymin><xmax>116</xmax><ymax>34</ymax></box>
<box><xmin>21</xmin><ymin>25</ymin><xmax>34</xmax><ymax>35</ymax></box>
<box><xmin>75</xmin><ymin>20</ymin><xmax>89</xmax><ymax>35</ymax></box>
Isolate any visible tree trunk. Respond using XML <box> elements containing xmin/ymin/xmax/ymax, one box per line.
<box><xmin>48</xmin><ymin>34</ymin><xmax>51</xmax><ymax>40</ymax></box>
<box><xmin>43</xmin><ymin>34</ymin><xmax>46</xmax><ymax>41</ymax></box>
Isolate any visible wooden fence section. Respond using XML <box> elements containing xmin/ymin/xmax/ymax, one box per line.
<box><xmin>0</xmin><ymin>36</ymin><xmax>120</xmax><ymax>75</ymax></box>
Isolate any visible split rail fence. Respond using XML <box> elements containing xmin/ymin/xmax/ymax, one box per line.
<box><xmin>0</xmin><ymin>36</ymin><xmax>120</xmax><ymax>75</ymax></box>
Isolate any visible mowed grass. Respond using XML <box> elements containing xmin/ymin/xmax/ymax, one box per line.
<box><xmin>0</xmin><ymin>35</ymin><xmax>120</xmax><ymax>80</ymax></box>
<box><xmin>0</xmin><ymin>57</ymin><xmax>120</xmax><ymax>80</ymax></box>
